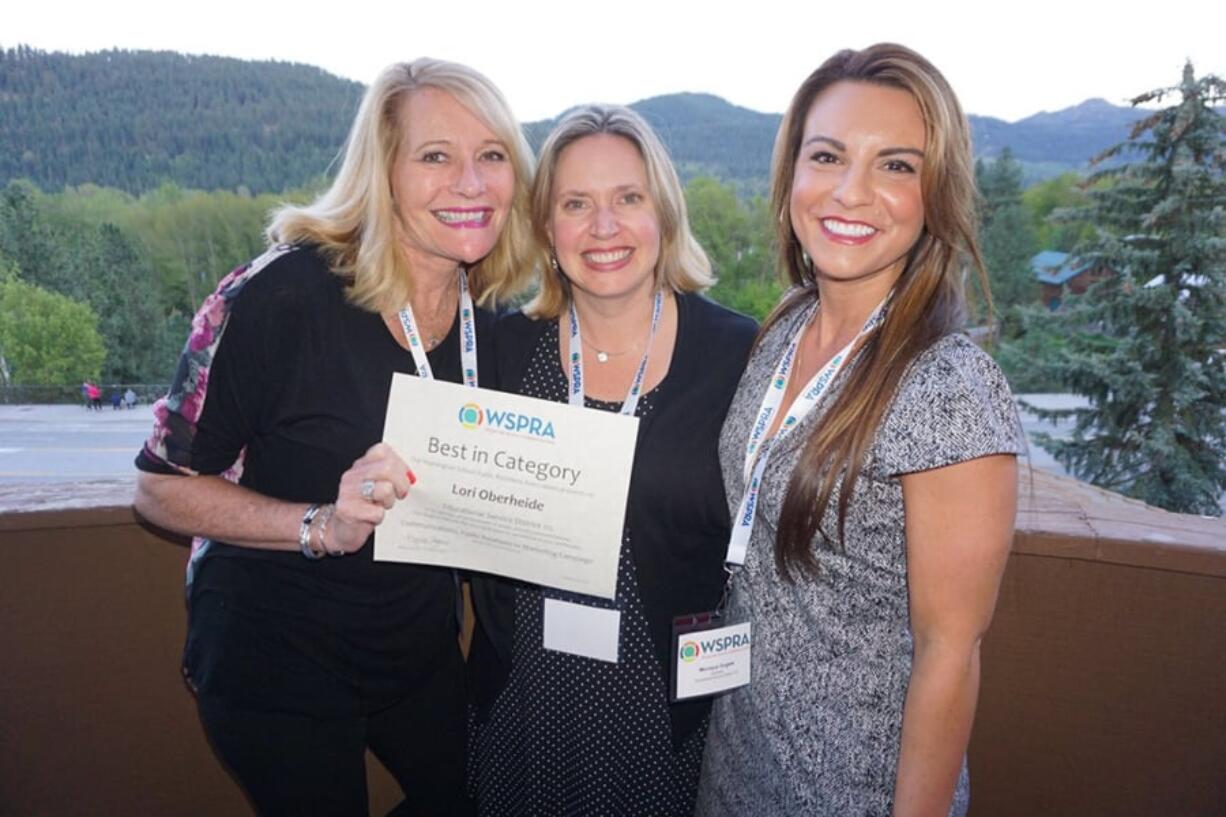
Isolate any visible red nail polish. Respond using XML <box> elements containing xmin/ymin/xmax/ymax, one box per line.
<box><xmin>407</xmin><ymin>469</ymin><xmax>417</xmax><ymax>485</ymax></box>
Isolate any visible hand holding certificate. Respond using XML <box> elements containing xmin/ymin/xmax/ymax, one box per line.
<box><xmin>375</xmin><ymin>374</ymin><xmax>638</xmax><ymax>599</ymax></box>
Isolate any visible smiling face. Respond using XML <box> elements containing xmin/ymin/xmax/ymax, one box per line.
<box><xmin>790</xmin><ymin>80</ymin><xmax>926</xmax><ymax>291</ymax></box>
<box><xmin>389</xmin><ymin>87</ymin><xmax>515</xmax><ymax>278</ymax></box>
<box><xmin>548</xmin><ymin>133</ymin><xmax>662</xmax><ymax>306</ymax></box>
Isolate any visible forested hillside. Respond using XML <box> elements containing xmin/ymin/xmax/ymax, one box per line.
<box><xmin>0</xmin><ymin>46</ymin><xmax>362</xmax><ymax>193</ymax></box>
<box><xmin>527</xmin><ymin>94</ymin><xmax>782</xmax><ymax>193</ymax></box>
<box><xmin>0</xmin><ymin>46</ymin><xmax>1150</xmax><ymax>387</ymax></box>
<box><xmin>2</xmin><ymin>46</ymin><xmax>1156</xmax><ymax>195</ymax></box>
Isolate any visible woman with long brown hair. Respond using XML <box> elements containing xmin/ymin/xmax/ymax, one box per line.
<box><xmin>695</xmin><ymin>44</ymin><xmax>1024</xmax><ymax>816</ymax></box>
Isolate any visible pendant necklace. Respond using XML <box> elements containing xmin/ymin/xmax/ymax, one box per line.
<box><xmin>583</xmin><ymin>337</ymin><xmax>639</xmax><ymax>364</ymax></box>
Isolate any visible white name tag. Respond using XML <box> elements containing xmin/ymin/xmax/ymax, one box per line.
<box><xmin>543</xmin><ymin>598</ymin><xmax>621</xmax><ymax>663</ymax></box>
<box><xmin>674</xmin><ymin>621</ymin><xmax>752</xmax><ymax>700</ymax></box>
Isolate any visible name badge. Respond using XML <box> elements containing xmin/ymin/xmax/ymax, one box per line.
<box><xmin>543</xmin><ymin>598</ymin><xmax>620</xmax><ymax>663</ymax></box>
<box><xmin>671</xmin><ymin>613</ymin><xmax>751</xmax><ymax>701</ymax></box>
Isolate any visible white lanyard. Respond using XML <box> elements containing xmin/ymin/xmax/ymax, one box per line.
<box><xmin>567</xmin><ymin>290</ymin><xmax>664</xmax><ymax>417</ymax></box>
<box><xmin>725</xmin><ymin>296</ymin><xmax>888</xmax><ymax>566</ymax></box>
<box><xmin>396</xmin><ymin>269</ymin><xmax>479</xmax><ymax>388</ymax></box>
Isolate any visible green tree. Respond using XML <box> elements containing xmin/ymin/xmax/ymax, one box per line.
<box><xmin>687</xmin><ymin>176</ymin><xmax>781</xmax><ymax>320</ymax></box>
<box><xmin>1027</xmin><ymin>63</ymin><xmax>1226</xmax><ymax>515</ymax></box>
<box><xmin>1022</xmin><ymin>172</ymin><xmax>1096</xmax><ymax>252</ymax></box>
<box><xmin>976</xmin><ymin>148</ymin><xmax>1038</xmax><ymax>320</ymax></box>
<box><xmin>0</xmin><ymin>268</ymin><xmax>106</xmax><ymax>385</ymax></box>
<box><xmin>122</xmin><ymin>182</ymin><xmax>302</xmax><ymax>312</ymax></box>
<box><xmin>0</xmin><ymin>180</ymin><xmax>65</xmax><ymax>292</ymax></box>
<box><xmin>63</xmin><ymin>223</ymin><xmax>165</xmax><ymax>382</ymax></box>
<box><xmin>0</xmin><ymin>181</ymin><xmax>269</xmax><ymax>382</ymax></box>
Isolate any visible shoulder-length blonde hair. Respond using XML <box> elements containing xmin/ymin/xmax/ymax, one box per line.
<box><xmin>766</xmin><ymin>43</ymin><xmax>990</xmax><ymax>580</ymax></box>
<box><xmin>267</xmin><ymin>58</ymin><xmax>536</xmax><ymax>311</ymax></box>
<box><xmin>525</xmin><ymin>104</ymin><xmax>713</xmax><ymax>319</ymax></box>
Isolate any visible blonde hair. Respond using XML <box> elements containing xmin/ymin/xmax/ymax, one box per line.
<box><xmin>765</xmin><ymin>43</ymin><xmax>990</xmax><ymax>580</ymax></box>
<box><xmin>267</xmin><ymin>58</ymin><xmax>536</xmax><ymax>311</ymax></box>
<box><xmin>525</xmin><ymin>104</ymin><xmax>713</xmax><ymax>319</ymax></box>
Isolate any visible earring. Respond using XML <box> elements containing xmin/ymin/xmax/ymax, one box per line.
<box><xmin>549</xmin><ymin>249</ymin><xmax>561</xmax><ymax>274</ymax></box>
<box><xmin>801</xmin><ymin>249</ymin><xmax>812</xmax><ymax>270</ymax></box>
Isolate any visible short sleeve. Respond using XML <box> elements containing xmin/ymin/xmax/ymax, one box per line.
<box><xmin>873</xmin><ymin>334</ymin><xmax>1026</xmax><ymax>477</ymax></box>
<box><xmin>134</xmin><ymin>245</ymin><xmax>295</xmax><ymax>478</ymax></box>
<box><xmin>186</xmin><ymin>279</ymin><xmax>273</xmax><ymax>476</ymax></box>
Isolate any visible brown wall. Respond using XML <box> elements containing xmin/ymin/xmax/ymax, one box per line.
<box><xmin>2</xmin><ymin>502</ymin><xmax>1223</xmax><ymax>816</ymax></box>
<box><xmin>0</xmin><ymin>506</ymin><xmax>403</xmax><ymax>817</ymax></box>
<box><xmin>970</xmin><ymin>548</ymin><xmax>1226</xmax><ymax>816</ymax></box>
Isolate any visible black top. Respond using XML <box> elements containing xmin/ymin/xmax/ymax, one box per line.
<box><xmin>475</xmin><ymin>339</ymin><xmax>707</xmax><ymax>815</ymax></box>
<box><xmin>140</xmin><ymin>245</ymin><xmax>496</xmax><ymax>716</ymax></box>
<box><xmin>469</xmin><ymin>292</ymin><xmax>757</xmax><ymax>743</ymax></box>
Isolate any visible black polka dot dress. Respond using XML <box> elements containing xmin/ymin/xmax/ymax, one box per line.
<box><xmin>474</xmin><ymin>322</ymin><xmax>707</xmax><ymax>817</ymax></box>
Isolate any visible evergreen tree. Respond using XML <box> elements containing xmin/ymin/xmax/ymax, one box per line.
<box><xmin>976</xmin><ymin>148</ymin><xmax>1038</xmax><ymax>319</ymax></box>
<box><xmin>65</xmin><ymin>223</ymin><xmax>165</xmax><ymax>382</ymax></box>
<box><xmin>0</xmin><ymin>180</ymin><xmax>63</xmax><ymax>291</ymax></box>
<box><xmin>1028</xmin><ymin>63</ymin><xmax>1226</xmax><ymax>515</ymax></box>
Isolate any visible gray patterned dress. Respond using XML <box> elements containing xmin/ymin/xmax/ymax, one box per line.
<box><xmin>695</xmin><ymin>302</ymin><xmax>1025</xmax><ymax>817</ymax></box>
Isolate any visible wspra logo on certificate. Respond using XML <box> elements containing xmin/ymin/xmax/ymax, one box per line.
<box><xmin>456</xmin><ymin>402</ymin><xmax>556</xmax><ymax>439</ymax></box>
<box><xmin>457</xmin><ymin>403</ymin><xmax>483</xmax><ymax>429</ymax></box>
<box><xmin>678</xmin><ymin>640</ymin><xmax>701</xmax><ymax>662</ymax></box>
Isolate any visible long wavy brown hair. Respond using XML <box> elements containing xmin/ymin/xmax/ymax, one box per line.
<box><xmin>764</xmin><ymin>43</ymin><xmax>989</xmax><ymax>580</ymax></box>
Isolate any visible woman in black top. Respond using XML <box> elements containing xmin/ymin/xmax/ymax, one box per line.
<box><xmin>133</xmin><ymin>59</ymin><xmax>535</xmax><ymax>817</ymax></box>
<box><xmin>468</xmin><ymin>105</ymin><xmax>756</xmax><ymax>816</ymax></box>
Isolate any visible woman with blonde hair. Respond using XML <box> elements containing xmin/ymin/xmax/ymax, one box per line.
<box><xmin>695</xmin><ymin>44</ymin><xmax>1024</xmax><ymax>816</ymax></box>
<box><xmin>468</xmin><ymin>104</ymin><xmax>756</xmax><ymax>815</ymax></box>
<box><xmin>133</xmin><ymin>58</ymin><xmax>534</xmax><ymax>816</ymax></box>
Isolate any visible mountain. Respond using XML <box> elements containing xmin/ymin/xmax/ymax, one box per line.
<box><xmin>970</xmin><ymin>98</ymin><xmax>1147</xmax><ymax>180</ymax></box>
<box><xmin>526</xmin><ymin>93</ymin><xmax>781</xmax><ymax>193</ymax></box>
<box><xmin>0</xmin><ymin>46</ymin><xmax>362</xmax><ymax>194</ymax></box>
<box><xmin>541</xmin><ymin>95</ymin><xmax>1144</xmax><ymax>188</ymax></box>
<box><xmin>0</xmin><ymin>46</ymin><xmax>1162</xmax><ymax>194</ymax></box>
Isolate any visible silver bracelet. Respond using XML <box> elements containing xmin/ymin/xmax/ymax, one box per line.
<box><xmin>299</xmin><ymin>504</ymin><xmax>324</xmax><ymax>560</ymax></box>
<box><xmin>316</xmin><ymin>503</ymin><xmax>343</xmax><ymax>557</ymax></box>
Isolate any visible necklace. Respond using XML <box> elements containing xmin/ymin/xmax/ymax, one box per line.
<box><xmin>413</xmin><ymin>277</ymin><xmax>459</xmax><ymax>352</ymax></box>
<box><xmin>575</xmin><ymin>296</ymin><xmax>658</xmax><ymax>364</ymax></box>
<box><xmin>567</xmin><ymin>290</ymin><xmax>664</xmax><ymax>415</ymax></box>
<box><xmin>393</xmin><ymin>269</ymin><xmax>480</xmax><ymax>389</ymax></box>
<box><xmin>582</xmin><ymin>336</ymin><xmax>640</xmax><ymax>364</ymax></box>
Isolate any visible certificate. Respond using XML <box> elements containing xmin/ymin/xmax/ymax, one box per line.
<box><xmin>375</xmin><ymin>374</ymin><xmax>638</xmax><ymax>599</ymax></box>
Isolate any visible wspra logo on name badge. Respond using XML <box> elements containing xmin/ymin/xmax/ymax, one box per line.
<box><xmin>678</xmin><ymin>640</ymin><xmax>702</xmax><ymax>663</ymax></box>
<box><xmin>679</xmin><ymin>629</ymin><xmax>751</xmax><ymax>661</ymax></box>
<box><xmin>671</xmin><ymin>618</ymin><xmax>752</xmax><ymax>701</ymax></box>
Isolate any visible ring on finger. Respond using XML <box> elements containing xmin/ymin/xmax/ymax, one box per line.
<box><xmin>360</xmin><ymin>479</ymin><xmax>376</xmax><ymax>501</ymax></box>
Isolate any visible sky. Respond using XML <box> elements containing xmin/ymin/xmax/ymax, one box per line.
<box><xmin>6</xmin><ymin>0</ymin><xmax>1224</xmax><ymax>123</ymax></box>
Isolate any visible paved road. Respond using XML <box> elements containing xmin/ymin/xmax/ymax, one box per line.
<box><xmin>1013</xmin><ymin>393</ymin><xmax>1088</xmax><ymax>478</ymax></box>
<box><xmin>1</xmin><ymin>397</ymin><xmax>1220</xmax><ymax>511</ymax></box>
<box><xmin>0</xmin><ymin>396</ymin><xmax>1084</xmax><ymax>485</ymax></box>
<box><xmin>0</xmin><ymin>404</ymin><xmax>154</xmax><ymax>484</ymax></box>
